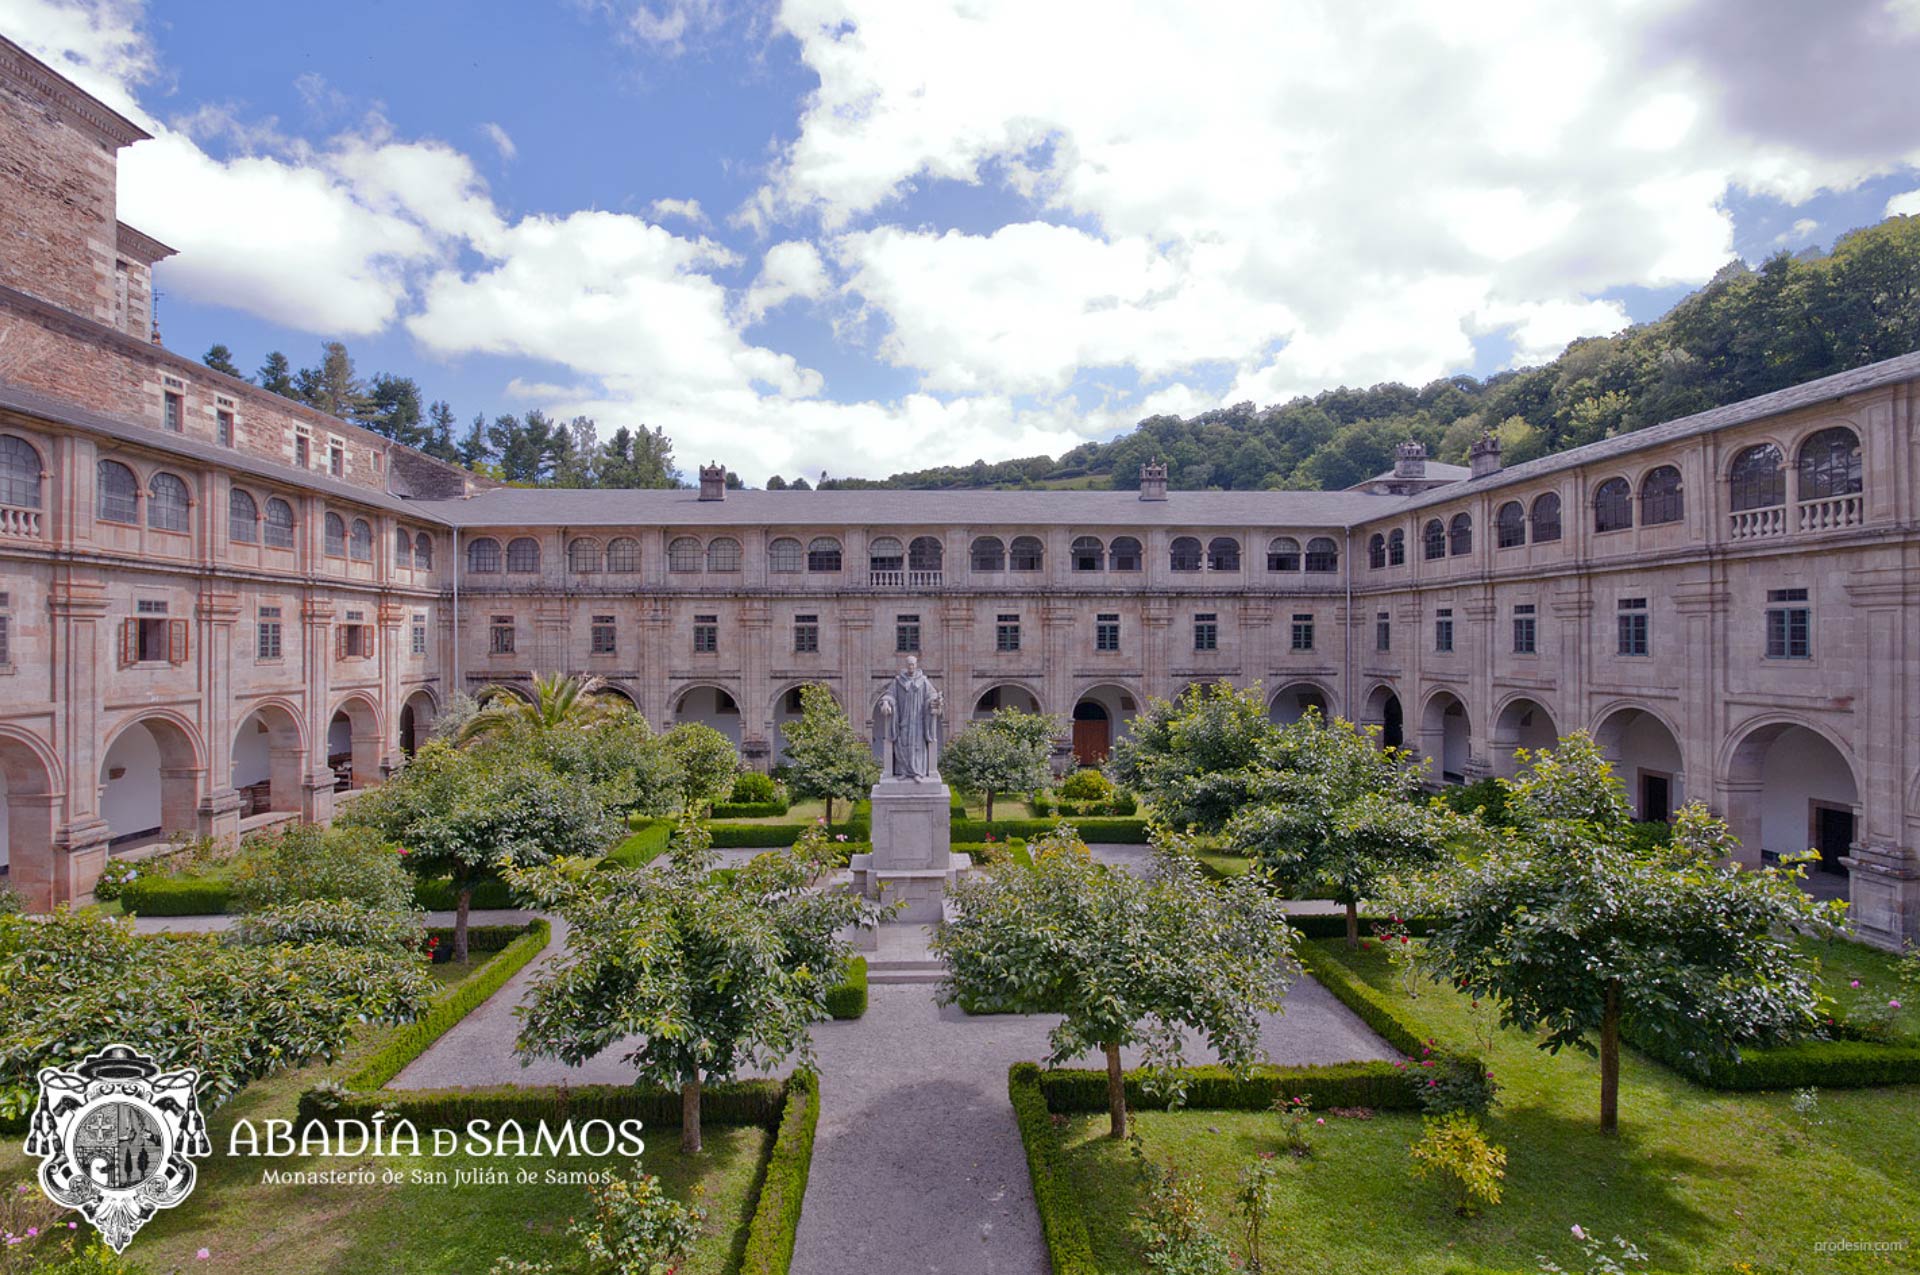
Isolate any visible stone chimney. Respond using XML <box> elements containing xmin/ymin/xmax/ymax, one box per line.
<box><xmin>1469</xmin><ymin>434</ymin><xmax>1502</xmax><ymax>479</ymax></box>
<box><xmin>1139</xmin><ymin>460</ymin><xmax>1168</xmax><ymax>501</ymax></box>
<box><xmin>1392</xmin><ymin>441</ymin><xmax>1427</xmax><ymax>480</ymax></box>
<box><xmin>698</xmin><ymin>462</ymin><xmax>727</xmax><ymax>501</ymax></box>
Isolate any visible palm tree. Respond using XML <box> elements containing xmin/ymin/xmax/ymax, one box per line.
<box><xmin>456</xmin><ymin>671</ymin><xmax>615</xmax><ymax>745</ymax></box>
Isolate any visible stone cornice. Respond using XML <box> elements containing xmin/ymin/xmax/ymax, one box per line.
<box><xmin>115</xmin><ymin>222</ymin><xmax>176</xmax><ymax>265</ymax></box>
<box><xmin>0</xmin><ymin>35</ymin><xmax>150</xmax><ymax>149</ymax></box>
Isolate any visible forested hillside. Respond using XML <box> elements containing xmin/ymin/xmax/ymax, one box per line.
<box><xmin>812</xmin><ymin>214</ymin><xmax>1920</xmax><ymax>493</ymax></box>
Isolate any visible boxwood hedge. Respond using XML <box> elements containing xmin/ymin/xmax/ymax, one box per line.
<box><xmin>1009</xmin><ymin>1063</ymin><xmax>1098</xmax><ymax>1275</ymax></box>
<box><xmin>117</xmin><ymin>875</ymin><xmax>232</xmax><ymax>916</ymax></box>
<box><xmin>741</xmin><ymin>1070</ymin><xmax>819</xmax><ymax>1275</ymax></box>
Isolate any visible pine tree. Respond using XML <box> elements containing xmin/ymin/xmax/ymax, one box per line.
<box><xmin>257</xmin><ymin>351</ymin><xmax>295</xmax><ymax>397</ymax></box>
<box><xmin>294</xmin><ymin>342</ymin><xmax>368</xmax><ymax>420</ymax></box>
<box><xmin>422</xmin><ymin>401</ymin><xmax>459</xmax><ymax>462</ymax></box>
<box><xmin>363</xmin><ymin>374</ymin><xmax>426</xmax><ymax>447</ymax></box>
<box><xmin>202</xmin><ymin>343</ymin><xmax>243</xmax><ymax>378</ymax></box>
<box><xmin>457</xmin><ymin>414</ymin><xmax>491</xmax><ymax>469</ymax></box>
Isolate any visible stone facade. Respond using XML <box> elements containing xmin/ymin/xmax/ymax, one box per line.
<box><xmin>0</xmin><ymin>37</ymin><xmax>1916</xmax><ymax>949</ymax></box>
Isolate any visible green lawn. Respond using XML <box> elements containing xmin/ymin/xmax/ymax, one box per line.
<box><xmin>1058</xmin><ymin>938</ymin><xmax>1920</xmax><ymax>1274</ymax></box>
<box><xmin>0</xmin><ymin>952</ymin><xmax>769</xmax><ymax>1275</ymax></box>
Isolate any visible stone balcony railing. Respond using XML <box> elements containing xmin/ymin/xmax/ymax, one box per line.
<box><xmin>1728</xmin><ymin>506</ymin><xmax>1786</xmax><ymax>540</ymax></box>
<box><xmin>0</xmin><ymin>504</ymin><xmax>42</xmax><ymax>539</ymax></box>
<box><xmin>1797</xmin><ymin>492</ymin><xmax>1863</xmax><ymax>533</ymax></box>
<box><xmin>1729</xmin><ymin>492</ymin><xmax>1865</xmax><ymax>541</ymax></box>
<box><xmin>870</xmin><ymin>569</ymin><xmax>944</xmax><ymax>588</ymax></box>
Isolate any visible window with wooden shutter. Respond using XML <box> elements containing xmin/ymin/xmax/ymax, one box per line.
<box><xmin>336</xmin><ymin>626</ymin><xmax>349</xmax><ymax>660</ymax></box>
<box><xmin>122</xmin><ymin>618</ymin><xmax>140</xmax><ymax>665</ymax></box>
<box><xmin>168</xmin><ymin>619</ymin><xmax>189</xmax><ymax>664</ymax></box>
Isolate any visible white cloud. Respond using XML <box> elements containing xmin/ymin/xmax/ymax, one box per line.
<box><xmin>648</xmin><ymin>196</ymin><xmax>707</xmax><ymax>225</ymax></box>
<box><xmin>741</xmin><ymin>240</ymin><xmax>830</xmax><ymax>323</ymax></box>
<box><xmin>481</xmin><ymin>121</ymin><xmax>516</xmax><ymax>163</ymax></box>
<box><xmin>1774</xmin><ymin>217</ymin><xmax>1820</xmax><ymax>245</ymax></box>
<box><xmin>1889</xmin><ymin>188</ymin><xmax>1920</xmax><ymax>216</ymax></box>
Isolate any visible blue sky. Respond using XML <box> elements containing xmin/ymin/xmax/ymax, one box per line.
<box><xmin>7</xmin><ymin>0</ymin><xmax>1920</xmax><ymax>483</ymax></box>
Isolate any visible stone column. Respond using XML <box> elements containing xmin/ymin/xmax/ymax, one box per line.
<box><xmin>196</xmin><ymin>588</ymin><xmax>242</xmax><ymax>842</ymax></box>
<box><xmin>1842</xmin><ymin>569</ymin><xmax>1918</xmax><ymax>948</ymax></box>
<box><xmin>940</xmin><ymin>600</ymin><xmax>973</xmax><ymax>747</ymax></box>
<box><xmin>48</xmin><ymin>575</ymin><xmax>111</xmax><ymax>902</ymax></box>
<box><xmin>301</xmin><ymin>595</ymin><xmax>337</xmax><ymax>823</ymax></box>
<box><xmin>739</xmin><ymin>599</ymin><xmax>773</xmax><ymax>768</ymax></box>
<box><xmin>1460</xmin><ymin>596</ymin><xmax>1496</xmax><ymax>779</ymax></box>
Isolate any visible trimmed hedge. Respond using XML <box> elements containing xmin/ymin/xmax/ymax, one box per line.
<box><xmin>1628</xmin><ymin>1025</ymin><xmax>1920</xmax><ymax>1091</ymax></box>
<box><xmin>740</xmin><ymin>1070</ymin><xmax>819</xmax><ymax>1275</ymax></box>
<box><xmin>299</xmin><ymin>1075</ymin><xmax>790</xmax><ymax>1131</ymax></box>
<box><xmin>1034</xmin><ymin>1059</ymin><xmax>1427</xmax><ymax>1114</ymax></box>
<box><xmin>344</xmin><ymin>920</ymin><xmax>551</xmax><ymax>1091</ymax></box>
<box><xmin>118</xmin><ymin>875</ymin><xmax>232</xmax><ymax>916</ymax></box>
<box><xmin>410</xmin><ymin>876</ymin><xmax>519</xmax><ymax>911</ymax></box>
<box><xmin>425</xmin><ymin>923</ymin><xmax>534</xmax><ymax>957</ymax></box>
<box><xmin>1285</xmin><ymin>914</ymin><xmax>1443</xmax><ymax>942</ymax></box>
<box><xmin>825</xmin><ymin>957</ymin><xmax>868</xmax><ymax>1020</ymax></box>
<box><xmin>950</xmin><ymin>816</ymin><xmax>1150</xmax><ymax>844</ymax></box>
<box><xmin>1009</xmin><ymin>1063</ymin><xmax>1099</xmax><ymax>1275</ymax></box>
<box><xmin>601</xmin><ymin>818</ymin><xmax>674</xmax><ymax>869</ymax></box>
<box><xmin>711</xmin><ymin>799</ymin><xmax>791</xmax><ymax>819</ymax></box>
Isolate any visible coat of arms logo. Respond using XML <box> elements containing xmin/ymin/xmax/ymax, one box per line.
<box><xmin>24</xmin><ymin>1044</ymin><xmax>210</xmax><ymax>1252</ymax></box>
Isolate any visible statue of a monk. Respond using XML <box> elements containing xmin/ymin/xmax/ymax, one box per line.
<box><xmin>878</xmin><ymin>655</ymin><xmax>943</xmax><ymax>780</ymax></box>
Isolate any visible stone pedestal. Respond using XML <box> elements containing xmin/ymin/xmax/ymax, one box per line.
<box><xmin>1842</xmin><ymin>843</ymin><xmax>1920</xmax><ymax>951</ymax></box>
<box><xmin>850</xmin><ymin>777</ymin><xmax>968</xmax><ymax>924</ymax></box>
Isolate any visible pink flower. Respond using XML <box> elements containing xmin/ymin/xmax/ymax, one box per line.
<box><xmin>1314</xmin><ymin>1117</ymin><xmax>1325</xmax><ymax>1125</ymax></box>
<box><xmin>24</xmin><ymin>1228</ymin><xmax>35</xmax><ymax>1238</ymax></box>
<box><xmin>836</xmin><ymin>834</ymin><xmax>848</xmax><ymax>842</ymax></box>
<box><xmin>197</xmin><ymin>1249</ymin><xmax>211</xmax><ymax>1261</ymax></box>
<box><xmin>1850</xmin><ymin>979</ymin><xmax>1861</xmax><ymax>988</ymax></box>
<box><xmin>1893</xmin><ymin>1000</ymin><xmax>1904</xmax><ymax>1010</ymax></box>
<box><xmin>1571</xmin><ymin>1224</ymin><xmax>1587</xmax><ymax>1241</ymax></box>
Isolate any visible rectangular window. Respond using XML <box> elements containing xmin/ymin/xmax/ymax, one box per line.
<box><xmin>1765</xmin><ymin>588</ymin><xmax>1810</xmax><ymax>659</ymax></box>
<box><xmin>217</xmin><ymin>408</ymin><xmax>234</xmax><ymax>447</ymax></box>
<box><xmin>1193</xmin><ymin>612</ymin><xmax>1218</xmax><ymax>652</ymax></box>
<box><xmin>490</xmin><ymin>614</ymin><xmax>516</xmax><ymax>656</ymax></box>
<box><xmin>410</xmin><ymin>613</ymin><xmax>427</xmax><ymax>655</ymax></box>
<box><xmin>895</xmin><ymin>613</ymin><xmax>921</xmax><ymax>653</ymax></box>
<box><xmin>295</xmin><ymin>433</ymin><xmax>310</xmax><ymax>468</ymax></box>
<box><xmin>1095</xmin><ymin>613</ymin><xmax>1120</xmax><ymax>653</ymax></box>
<box><xmin>793</xmin><ymin>614</ymin><xmax>819</xmax><ymax>654</ymax></box>
<box><xmin>0</xmin><ymin>614</ymin><xmax>7</xmax><ymax>666</ymax></box>
<box><xmin>1290</xmin><ymin>612</ymin><xmax>1314</xmax><ymax>652</ymax></box>
<box><xmin>163</xmin><ymin>391</ymin><xmax>183</xmax><ymax>433</ymax></box>
<box><xmin>1375</xmin><ymin>611</ymin><xmax>1390</xmax><ymax>653</ymax></box>
<box><xmin>329</xmin><ymin>444</ymin><xmax>345</xmax><ymax>478</ymax></box>
<box><xmin>591</xmin><ymin>614</ymin><xmax>617</xmax><ymax>655</ymax></box>
<box><xmin>1617</xmin><ymin>597</ymin><xmax>1649</xmax><ymax>657</ymax></box>
<box><xmin>995</xmin><ymin>613</ymin><xmax>1021</xmax><ymax>653</ymax></box>
<box><xmin>1513</xmin><ymin>603</ymin><xmax>1537</xmax><ymax>655</ymax></box>
<box><xmin>693</xmin><ymin>614</ymin><xmax>718</xmax><ymax>654</ymax></box>
<box><xmin>126</xmin><ymin>602</ymin><xmax>186</xmax><ymax>665</ymax></box>
<box><xmin>257</xmin><ymin>606</ymin><xmax>282</xmax><ymax>660</ymax></box>
<box><xmin>337</xmin><ymin>615</ymin><xmax>372</xmax><ymax>659</ymax></box>
<box><xmin>1434</xmin><ymin>607</ymin><xmax>1454</xmax><ymax>654</ymax></box>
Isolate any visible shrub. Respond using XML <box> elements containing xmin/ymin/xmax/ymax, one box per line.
<box><xmin>0</xmin><ymin>883</ymin><xmax>20</xmax><ymax>916</ymax></box>
<box><xmin>1275</xmin><ymin>1091</ymin><xmax>1317</xmax><ymax>1156</ymax></box>
<box><xmin>1416</xmin><ymin>1053</ymin><xmax>1501</xmax><ymax>1117</ymax></box>
<box><xmin>825</xmin><ymin>957</ymin><xmax>868</xmax><ymax>1020</ymax></box>
<box><xmin>730</xmin><ymin>772</ymin><xmax>781</xmax><ymax>804</ymax></box>
<box><xmin>741</xmin><ymin>1070</ymin><xmax>819</xmax><ymax>1275</ymax></box>
<box><xmin>601</xmin><ymin>819</ymin><xmax>674</xmax><ymax>869</ymax></box>
<box><xmin>1132</xmin><ymin>1155</ymin><xmax>1237</xmax><ymax>1275</ymax></box>
<box><xmin>1009</xmin><ymin>1064</ymin><xmax>1099</xmax><ymax>1275</ymax></box>
<box><xmin>950</xmin><ymin>816</ymin><xmax>1149</xmax><ymax>843</ymax></box>
<box><xmin>230</xmin><ymin>824</ymin><xmax>413</xmax><ymax>913</ymax></box>
<box><xmin>572</xmin><ymin>1160</ymin><xmax>706</xmax><ymax>1275</ymax></box>
<box><xmin>116</xmin><ymin>876</ymin><xmax>232</xmax><ymax>916</ymax></box>
<box><xmin>711</xmin><ymin>800</ymin><xmax>791</xmax><ymax>819</ymax></box>
<box><xmin>1409</xmin><ymin>1111</ymin><xmax>1506</xmax><ymax>1216</ymax></box>
<box><xmin>229</xmin><ymin>899</ymin><xmax>424</xmax><ymax>955</ymax></box>
<box><xmin>1437</xmin><ymin>778</ymin><xmax>1508</xmax><ymax>827</ymax></box>
<box><xmin>411</xmin><ymin>876</ymin><xmax>519</xmax><ymax>910</ymax></box>
<box><xmin>1036</xmin><ymin>1061</ymin><xmax>1425</xmax><ymax>1113</ymax></box>
<box><xmin>1059</xmin><ymin>768</ymin><xmax>1114</xmax><ymax>802</ymax></box>
<box><xmin>90</xmin><ymin>858</ymin><xmax>141</xmax><ymax>902</ymax></box>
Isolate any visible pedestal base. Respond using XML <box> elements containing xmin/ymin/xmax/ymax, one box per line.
<box><xmin>854</xmin><ymin>777</ymin><xmax>964</xmax><ymax>923</ymax></box>
<box><xmin>1843</xmin><ymin>843</ymin><xmax>1920</xmax><ymax>951</ymax></box>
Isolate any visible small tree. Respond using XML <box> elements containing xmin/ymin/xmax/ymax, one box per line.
<box><xmin>936</xmin><ymin>828</ymin><xmax>1296</xmax><ymax>1138</ymax></box>
<box><xmin>509</xmin><ymin>823</ymin><xmax>880</xmax><ymax>1152</ymax></box>
<box><xmin>943</xmin><ymin>708</ymin><xmax>1057</xmax><ymax>820</ymax></box>
<box><xmin>778</xmin><ymin>683</ymin><xmax>878</xmax><ymax>827</ymax></box>
<box><xmin>1227</xmin><ymin>709</ymin><xmax>1459</xmax><ymax>946</ymax></box>
<box><xmin>1423</xmin><ymin>734</ymin><xmax>1846</xmax><ymax>1133</ymax></box>
<box><xmin>1107</xmin><ymin>682</ymin><xmax>1279</xmax><ymax>833</ymax></box>
<box><xmin>662</xmin><ymin>721</ymin><xmax>739</xmax><ymax>815</ymax></box>
<box><xmin>458</xmin><ymin>672</ymin><xmax>613</xmax><ymax>745</ymax></box>
<box><xmin>340</xmin><ymin>739</ymin><xmax>617</xmax><ymax>961</ymax></box>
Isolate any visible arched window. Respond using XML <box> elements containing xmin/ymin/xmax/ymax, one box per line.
<box><xmin>1071</xmin><ymin>536</ymin><xmax>1105</xmax><ymax>572</ymax></box>
<box><xmin>0</xmin><ymin>435</ymin><xmax>42</xmax><ymax>508</ymax></box>
<box><xmin>414</xmin><ymin>531</ymin><xmax>433</xmax><ymax>569</ymax></box>
<box><xmin>1531</xmin><ymin>493</ymin><xmax>1562</xmax><ymax>542</ymax></box>
<box><xmin>1207</xmin><ymin>537</ymin><xmax>1241</xmax><ymax>571</ymax></box>
<box><xmin>707</xmin><ymin>537</ymin><xmax>741</xmax><ymax>572</ymax></box>
<box><xmin>1594</xmin><ymin>478</ymin><xmax>1633</xmax><ymax>533</ymax></box>
<box><xmin>1367</xmin><ymin>533</ymin><xmax>1386</xmax><ymax>569</ymax></box>
<box><xmin>1387</xmin><ymin>528</ymin><xmax>1405</xmax><ymax>565</ymax></box>
<box><xmin>1170</xmin><ymin>536</ymin><xmax>1203</xmax><ymax>571</ymax></box>
<box><xmin>325</xmin><ymin>513</ymin><xmax>347</xmax><ymax>556</ymax></box>
<box><xmin>1422</xmin><ymin>519</ymin><xmax>1446</xmax><ymax>560</ymax></box>
<box><xmin>1491</xmin><ymin>501</ymin><xmax>1522</xmax><ymax>549</ymax></box>
<box><xmin>1448</xmin><ymin>513</ymin><xmax>1472</xmax><ymax>556</ymax></box>
<box><xmin>97</xmin><ymin>460</ymin><xmax>138</xmax><ymax>524</ymax></box>
<box><xmin>1267</xmin><ymin>536</ymin><xmax>1300</xmax><ymax>571</ymax></box>
<box><xmin>265</xmin><ymin>498</ymin><xmax>295</xmax><ymax>548</ymax></box>
<box><xmin>667</xmin><ymin>537</ymin><xmax>701</xmax><ymax>572</ymax></box>
<box><xmin>605</xmin><ymin>537</ymin><xmax>639</xmax><ymax>573</ymax></box>
<box><xmin>506</xmin><ymin>536</ymin><xmax>540</xmax><ymax>573</ymax></box>
<box><xmin>868</xmin><ymin>536</ymin><xmax>904</xmax><ymax>572</ymax></box>
<box><xmin>568</xmin><ymin>537</ymin><xmax>602</xmax><ymax>574</ymax></box>
<box><xmin>228</xmin><ymin>488</ymin><xmax>258</xmax><ymax>543</ymax></box>
<box><xmin>970</xmin><ymin>536</ymin><xmax>1005</xmax><ymax>571</ymax></box>
<box><xmin>396</xmin><ymin>527</ymin><xmax>413</xmax><ymax>563</ymax></box>
<box><xmin>467</xmin><ymin>536</ymin><xmax>501</xmax><ymax>573</ymax></box>
<box><xmin>909</xmin><ymin>535</ymin><xmax>943</xmax><ymax>572</ymax></box>
<box><xmin>1797</xmin><ymin>427</ymin><xmax>1861</xmax><ymax>500</ymax></box>
<box><xmin>807</xmin><ymin>537</ymin><xmax>842</xmax><ymax>572</ymax></box>
<box><xmin>768</xmin><ymin>537</ymin><xmax>804</xmax><ymax>573</ymax></box>
<box><xmin>1009</xmin><ymin>535</ymin><xmax>1044</xmax><ymax>571</ymax></box>
<box><xmin>1305</xmin><ymin>536</ymin><xmax>1338</xmax><ymax>573</ymax></box>
<box><xmin>1640</xmin><ymin>466</ymin><xmax>1683</xmax><ymax>525</ymax></box>
<box><xmin>349</xmin><ymin>518</ymin><xmax>373</xmax><ymax>561</ymax></box>
<box><xmin>1109</xmin><ymin>536</ymin><xmax>1142</xmax><ymax>571</ymax></box>
<box><xmin>1729</xmin><ymin>443</ymin><xmax>1785</xmax><ymax>511</ymax></box>
<box><xmin>148</xmin><ymin>472</ymin><xmax>190</xmax><ymax>532</ymax></box>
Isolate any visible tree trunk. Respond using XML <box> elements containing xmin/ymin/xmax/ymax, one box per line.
<box><xmin>453</xmin><ymin>883</ymin><xmax>472</xmax><ymax>964</ymax></box>
<box><xmin>1600</xmin><ymin>979</ymin><xmax>1620</xmax><ymax>1134</ymax></box>
<box><xmin>681</xmin><ymin>1072</ymin><xmax>703</xmax><ymax>1154</ymax></box>
<box><xmin>1104</xmin><ymin>1042</ymin><xmax>1127</xmax><ymax>1140</ymax></box>
<box><xmin>823</xmin><ymin>795</ymin><xmax>834</xmax><ymax>829</ymax></box>
<box><xmin>1345</xmin><ymin>900</ymin><xmax>1359</xmax><ymax>949</ymax></box>
<box><xmin>986</xmin><ymin>790</ymin><xmax>996</xmax><ymax>823</ymax></box>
